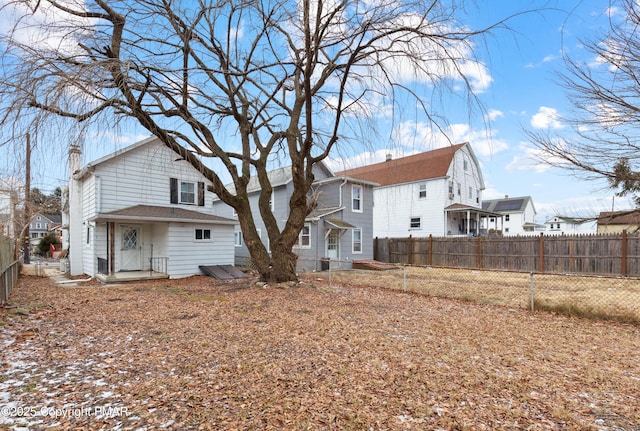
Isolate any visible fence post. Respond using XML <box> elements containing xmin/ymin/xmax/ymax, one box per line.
<box><xmin>374</xmin><ymin>237</ymin><xmax>378</xmax><ymax>261</ymax></box>
<box><xmin>477</xmin><ymin>234</ymin><xmax>482</xmax><ymax>269</ymax></box>
<box><xmin>538</xmin><ymin>233</ymin><xmax>544</xmax><ymax>273</ymax></box>
<box><xmin>428</xmin><ymin>234</ymin><xmax>433</xmax><ymax>266</ymax></box>
<box><xmin>403</xmin><ymin>265</ymin><xmax>407</xmax><ymax>292</ymax></box>
<box><xmin>408</xmin><ymin>235</ymin><xmax>413</xmax><ymax>265</ymax></box>
<box><xmin>621</xmin><ymin>229</ymin><xmax>628</xmax><ymax>277</ymax></box>
<box><xmin>529</xmin><ymin>272</ymin><xmax>535</xmax><ymax>311</ymax></box>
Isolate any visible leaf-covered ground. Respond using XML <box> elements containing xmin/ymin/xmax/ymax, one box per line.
<box><xmin>1</xmin><ymin>274</ymin><xmax>639</xmax><ymax>430</ymax></box>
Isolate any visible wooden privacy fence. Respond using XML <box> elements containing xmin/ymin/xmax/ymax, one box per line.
<box><xmin>374</xmin><ymin>232</ymin><xmax>640</xmax><ymax>277</ymax></box>
<box><xmin>1</xmin><ymin>234</ymin><xmax>18</xmax><ymax>304</ymax></box>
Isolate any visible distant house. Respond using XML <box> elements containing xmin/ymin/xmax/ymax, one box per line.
<box><xmin>211</xmin><ymin>162</ymin><xmax>377</xmax><ymax>272</ymax></box>
<box><xmin>337</xmin><ymin>143</ymin><xmax>491</xmax><ymax>237</ymax></box>
<box><xmin>0</xmin><ymin>181</ymin><xmax>17</xmax><ymax>238</ymax></box>
<box><xmin>481</xmin><ymin>196</ymin><xmax>542</xmax><ymax>235</ymax></box>
<box><xmin>597</xmin><ymin>210</ymin><xmax>640</xmax><ymax>234</ymax></box>
<box><xmin>28</xmin><ymin>213</ymin><xmax>61</xmax><ymax>251</ymax></box>
<box><xmin>543</xmin><ymin>215</ymin><xmax>587</xmax><ymax>235</ymax></box>
<box><xmin>65</xmin><ymin>137</ymin><xmax>237</xmax><ymax>280</ymax></box>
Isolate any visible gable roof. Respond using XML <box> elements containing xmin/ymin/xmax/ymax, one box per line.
<box><xmin>74</xmin><ymin>136</ymin><xmax>160</xmax><ymax>180</ymax></box>
<box><xmin>597</xmin><ymin>210</ymin><xmax>640</xmax><ymax>226</ymax></box>
<box><xmin>222</xmin><ymin>161</ymin><xmax>335</xmax><ymax>195</ymax></box>
<box><xmin>335</xmin><ymin>143</ymin><xmax>468</xmax><ymax>186</ymax></box>
<box><xmin>482</xmin><ymin>196</ymin><xmax>535</xmax><ymax>214</ymax></box>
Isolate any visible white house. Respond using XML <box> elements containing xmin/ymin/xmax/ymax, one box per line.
<box><xmin>337</xmin><ymin>143</ymin><xmax>490</xmax><ymax>237</ymax></box>
<box><xmin>66</xmin><ymin>137</ymin><xmax>237</xmax><ymax>280</ymax></box>
<box><xmin>543</xmin><ymin>216</ymin><xmax>588</xmax><ymax>235</ymax></box>
<box><xmin>481</xmin><ymin>196</ymin><xmax>542</xmax><ymax>235</ymax></box>
<box><xmin>0</xmin><ymin>179</ymin><xmax>17</xmax><ymax>238</ymax></box>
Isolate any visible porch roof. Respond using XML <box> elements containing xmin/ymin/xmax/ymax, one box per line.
<box><xmin>91</xmin><ymin>205</ymin><xmax>237</xmax><ymax>225</ymax></box>
<box><xmin>445</xmin><ymin>203</ymin><xmax>502</xmax><ymax>218</ymax></box>
<box><xmin>324</xmin><ymin>218</ymin><xmax>356</xmax><ymax>229</ymax></box>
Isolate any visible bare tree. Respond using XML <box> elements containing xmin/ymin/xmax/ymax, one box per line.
<box><xmin>527</xmin><ymin>0</ymin><xmax>640</xmax><ymax>207</ymax></box>
<box><xmin>0</xmin><ymin>0</ymin><xmax>506</xmax><ymax>282</ymax></box>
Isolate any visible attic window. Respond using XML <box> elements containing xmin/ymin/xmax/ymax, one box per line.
<box><xmin>181</xmin><ymin>181</ymin><xmax>196</xmax><ymax>204</ymax></box>
<box><xmin>464</xmin><ymin>159</ymin><xmax>468</xmax><ymax>170</ymax></box>
<box><xmin>418</xmin><ymin>183</ymin><xmax>427</xmax><ymax>199</ymax></box>
<box><xmin>170</xmin><ymin>178</ymin><xmax>205</xmax><ymax>206</ymax></box>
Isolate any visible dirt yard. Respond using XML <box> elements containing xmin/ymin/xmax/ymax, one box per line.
<box><xmin>1</xmin><ymin>273</ymin><xmax>639</xmax><ymax>430</ymax></box>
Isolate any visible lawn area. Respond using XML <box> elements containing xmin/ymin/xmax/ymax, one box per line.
<box><xmin>1</xmin><ymin>274</ymin><xmax>639</xmax><ymax>430</ymax></box>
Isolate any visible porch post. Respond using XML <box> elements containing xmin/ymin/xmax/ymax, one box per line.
<box><xmin>109</xmin><ymin>222</ymin><xmax>115</xmax><ymax>275</ymax></box>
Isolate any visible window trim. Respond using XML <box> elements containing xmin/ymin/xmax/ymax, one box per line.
<box><xmin>410</xmin><ymin>217</ymin><xmax>421</xmax><ymax>229</ymax></box>
<box><xmin>194</xmin><ymin>227</ymin><xmax>212</xmax><ymax>241</ymax></box>
<box><xmin>234</xmin><ymin>229</ymin><xmax>243</xmax><ymax>247</ymax></box>
<box><xmin>352</xmin><ymin>228</ymin><xmax>362</xmax><ymax>254</ymax></box>
<box><xmin>180</xmin><ymin>181</ymin><xmax>197</xmax><ymax>205</ymax></box>
<box><xmin>295</xmin><ymin>224</ymin><xmax>311</xmax><ymax>249</ymax></box>
<box><xmin>351</xmin><ymin>184</ymin><xmax>363</xmax><ymax>213</ymax></box>
<box><xmin>418</xmin><ymin>183</ymin><xmax>427</xmax><ymax>199</ymax></box>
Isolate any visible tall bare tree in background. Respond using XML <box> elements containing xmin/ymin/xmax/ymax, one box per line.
<box><xmin>528</xmin><ymin>0</ymin><xmax>640</xmax><ymax>208</ymax></box>
<box><xmin>0</xmin><ymin>0</ymin><xmax>505</xmax><ymax>282</ymax></box>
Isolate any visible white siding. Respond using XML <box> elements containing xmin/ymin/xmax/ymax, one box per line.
<box><xmin>166</xmin><ymin>223</ymin><xmax>234</xmax><ymax>278</ymax></box>
<box><xmin>91</xmin><ymin>141</ymin><xmax>217</xmax><ymax>213</ymax></box>
<box><xmin>373</xmin><ymin>179</ymin><xmax>448</xmax><ymax>237</ymax></box>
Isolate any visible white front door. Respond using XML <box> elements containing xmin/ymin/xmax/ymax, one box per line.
<box><xmin>120</xmin><ymin>225</ymin><xmax>141</xmax><ymax>271</ymax></box>
<box><xmin>327</xmin><ymin>230</ymin><xmax>339</xmax><ymax>259</ymax></box>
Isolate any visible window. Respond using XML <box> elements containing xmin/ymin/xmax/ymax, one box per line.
<box><xmin>410</xmin><ymin>217</ymin><xmax>421</xmax><ymax>229</ymax></box>
<box><xmin>234</xmin><ymin>230</ymin><xmax>243</xmax><ymax>246</ymax></box>
<box><xmin>418</xmin><ymin>183</ymin><xmax>427</xmax><ymax>199</ymax></box>
<box><xmin>296</xmin><ymin>224</ymin><xmax>311</xmax><ymax>248</ymax></box>
<box><xmin>448</xmin><ymin>181</ymin><xmax>454</xmax><ymax>193</ymax></box>
<box><xmin>181</xmin><ymin>181</ymin><xmax>196</xmax><ymax>204</ymax></box>
<box><xmin>31</xmin><ymin>232</ymin><xmax>38</xmax><ymax>239</ymax></box>
<box><xmin>468</xmin><ymin>186</ymin><xmax>472</xmax><ymax>199</ymax></box>
<box><xmin>464</xmin><ymin>159</ymin><xmax>469</xmax><ymax>170</ymax></box>
<box><xmin>170</xmin><ymin>178</ymin><xmax>204</xmax><ymax>206</ymax></box>
<box><xmin>505</xmin><ymin>214</ymin><xmax>510</xmax><ymax>222</ymax></box>
<box><xmin>36</xmin><ymin>223</ymin><xmax>42</xmax><ymax>229</ymax></box>
<box><xmin>489</xmin><ymin>217</ymin><xmax>495</xmax><ymax>222</ymax></box>
<box><xmin>195</xmin><ymin>228</ymin><xmax>212</xmax><ymax>241</ymax></box>
<box><xmin>352</xmin><ymin>228</ymin><xmax>362</xmax><ymax>253</ymax></box>
<box><xmin>457</xmin><ymin>183</ymin><xmax>461</xmax><ymax>196</ymax></box>
<box><xmin>352</xmin><ymin>185</ymin><xmax>362</xmax><ymax>212</ymax></box>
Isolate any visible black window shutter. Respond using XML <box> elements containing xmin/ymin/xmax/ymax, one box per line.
<box><xmin>198</xmin><ymin>182</ymin><xmax>205</xmax><ymax>206</ymax></box>
<box><xmin>170</xmin><ymin>178</ymin><xmax>178</xmax><ymax>204</ymax></box>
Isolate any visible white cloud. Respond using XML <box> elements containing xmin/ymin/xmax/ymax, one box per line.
<box><xmin>505</xmin><ymin>142</ymin><xmax>568</xmax><ymax>173</ymax></box>
<box><xmin>485</xmin><ymin>109</ymin><xmax>503</xmax><ymax>122</ymax></box>
<box><xmin>530</xmin><ymin>106</ymin><xmax>564</xmax><ymax>129</ymax></box>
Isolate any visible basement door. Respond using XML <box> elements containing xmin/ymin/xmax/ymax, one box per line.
<box><xmin>120</xmin><ymin>225</ymin><xmax>142</xmax><ymax>271</ymax></box>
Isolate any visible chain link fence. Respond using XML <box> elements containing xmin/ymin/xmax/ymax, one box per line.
<box><xmin>1</xmin><ymin>234</ymin><xmax>18</xmax><ymax>305</ymax></box>
<box><xmin>297</xmin><ymin>258</ymin><xmax>640</xmax><ymax>325</ymax></box>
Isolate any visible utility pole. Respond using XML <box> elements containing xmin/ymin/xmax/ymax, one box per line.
<box><xmin>23</xmin><ymin>132</ymin><xmax>31</xmax><ymax>264</ymax></box>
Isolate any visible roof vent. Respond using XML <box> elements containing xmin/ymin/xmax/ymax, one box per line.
<box><xmin>386</xmin><ymin>154</ymin><xmax>392</xmax><ymax>162</ymax></box>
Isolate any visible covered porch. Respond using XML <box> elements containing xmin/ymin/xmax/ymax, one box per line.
<box><xmin>445</xmin><ymin>203</ymin><xmax>502</xmax><ymax>236</ymax></box>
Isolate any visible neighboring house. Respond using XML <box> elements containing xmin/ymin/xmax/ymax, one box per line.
<box><xmin>211</xmin><ymin>162</ymin><xmax>377</xmax><ymax>272</ymax></box>
<box><xmin>29</xmin><ymin>213</ymin><xmax>61</xmax><ymax>239</ymax></box>
<box><xmin>481</xmin><ymin>195</ymin><xmax>543</xmax><ymax>235</ymax></box>
<box><xmin>543</xmin><ymin>215</ymin><xmax>587</xmax><ymax>235</ymax></box>
<box><xmin>28</xmin><ymin>213</ymin><xmax>61</xmax><ymax>250</ymax></box>
<box><xmin>337</xmin><ymin>143</ymin><xmax>491</xmax><ymax>237</ymax></box>
<box><xmin>0</xmin><ymin>180</ymin><xmax>17</xmax><ymax>238</ymax></box>
<box><xmin>65</xmin><ymin>137</ymin><xmax>237</xmax><ymax>280</ymax></box>
<box><xmin>597</xmin><ymin>210</ymin><xmax>640</xmax><ymax>234</ymax></box>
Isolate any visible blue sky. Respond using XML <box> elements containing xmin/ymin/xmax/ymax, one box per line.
<box><xmin>0</xmin><ymin>0</ymin><xmax>633</xmax><ymax>227</ymax></box>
